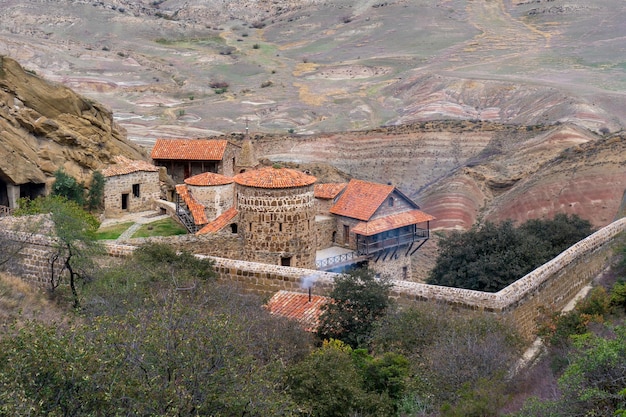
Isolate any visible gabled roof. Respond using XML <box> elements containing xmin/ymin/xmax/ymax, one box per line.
<box><xmin>330</xmin><ymin>179</ymin><xmax>395</xmax><ymax>221</ymax></box>
<box><xmin>196</xmin><ymin>207</ymin><xmax>238</xmax><ymax>235</ymax></box>
<box><xmin>234</xmin><ymin>166</ymin><xmax>317</xmax><ymax>189</ymax></box>
<box><xmin>102</xmin><ymin>156</ymin><xmax>159</xmax><ymax>177</ymax></box>
<box><xmin>184</xmin><ymin>172</ymin><xmax>234</xmax><ymax>186</ymax></box>
<box><xmin>265</xmin><ymin>290</ymin><xmax>330</xmax><ymax>332</ymax></box>
<box><xmin>175</xmin><ymin>184</ymin><xmax>208</xmax><ymax>225</ymax></box>
<box><xmin>314</xmin><ymin>183</ymin><xmax>347</xmax><ymax>200</ymax></box>
<box><xmin>151</xmin><ymin>138</ymin><xmax>231</xmax><ymax>161</ymax></box>
<box><xmin>352</xmin><ymin>209</ymin><xmax>435</xmax><ymax>236</ymax></box>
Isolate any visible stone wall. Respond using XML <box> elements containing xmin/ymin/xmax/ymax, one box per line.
<box><xmin>104</xmin><ymin>171</ymin><xmax>160</xmax><ymax>217</ymax></box>
<box><xmin>188</xmin><ymin>183</ymin><xmax>234</xmax><ymax>220</ymax></box>
<box><xmin>315</xmin><ymin>215</ymin><xmax>336</xmax><ymax>250</ymax></box>
<box><xmin>0</xmin><ymin>230</ymin><xmax>66</xmax><ymax>287</ymax></box>
<box><xmin>368</xmin><ymin>249</ymin><xmax>412</xmax><ymax>280</ymax></box>
<box><xmin>4</xmin><ymin>217</ymin><xmax>626</xmax><ymax>340</ymax></box>
<box><xmin>237</xmin><ymin>184</ymin><xmax>317</xmax><ymax>268</ymax></box>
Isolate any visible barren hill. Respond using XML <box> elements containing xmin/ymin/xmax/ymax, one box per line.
<box><xmin>0</xmin><ymin>0</ymin><xmax>623</xmax><ymax>233</ymax></box>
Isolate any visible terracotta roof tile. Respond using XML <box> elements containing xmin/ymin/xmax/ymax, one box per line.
<box><xmin>314</xmin><ymin>183</ymin><xmax>347</xmax><ymax>199</ymax></box>
<box><xmin>234</xmin><ymin>166</ymin><xmax>317</xmax><ymax>189</ymax></box>
<box><xmin>265</xmin><ymin>290</ymin><xmax>330</xmax><ymax>332</ymax></box>
<box><xmin>352</xmin><ymin>209</ymin><xmax>436</xmax><ymax>236</ymax></box>
<box><xmin>151</xmin><ymin>138</ymin><xmax>228</xmax><ymax>161</ymax></box>
<box><xmin>175</xmin><ymin>184</ymin><xmax>208</xmax><ymax>225</ymax></box>
<box><xmin>184</xmin><ymin>172</ymin><xmax>234</xmax><ymax>186</ymax></box>
<box><xmin>102</xmin><ymin>156</ymin><xmax>159</xmax><ymax>177</ymax></box>
<box><xmin>330</xmin><ymin>179</ymin><xmax>394</xmax><ymax>221</ymax></box>
<box><xmin>196</xmin><ymin>207</ymin><xmax>239</xmax><ymax>235</ymax></box>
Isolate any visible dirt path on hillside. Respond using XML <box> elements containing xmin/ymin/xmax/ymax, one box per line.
<box><xmin>429</xmin><ymin>0</ymin><xmax>551</xmax><ymax>73</ymax></box>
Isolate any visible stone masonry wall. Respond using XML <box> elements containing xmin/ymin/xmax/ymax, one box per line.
<box><xmin>4</xmin><ymin>218</ymin><xmax>626</xmax><ymax>340</ymax></box>
<box><xmin>188</xmin><ymin>183</ymin><xmax>234</xmax><ymax>221</ymax></box>
<box><xmin>238</xmin><ymin>184</ymin><xmax>317</xmax><ymax>268</ymax></box>
<box><xmin>104</xmin><ymin>171</ymin><xmax>160</xmax><ymax>217</ymax></box>
<box><xmin>315</xmin><ymin>215</ymin><xmax>336</xmax><ymax>250</ymax></box>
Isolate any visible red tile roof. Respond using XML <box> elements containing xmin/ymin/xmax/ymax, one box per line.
<box><xmin>151</xmin><ymin>138</ymin><xmax>229</xmax><ymax>161</ymax></box>
<box><xmin>234</xmin><ymin>166</ymin><xmax>317</xmax><ymax>189</ymax></box>
<box><xmin>196</xmin><ymin>207</ymin><xmax>239</xmax><ymax>235</ymax></box>
<box><xmin>102</xmin><ymin>156</ymin><xmax>159</xmax><ymax>177</ymax></box>
<box><xmin>330</xmin><ymin>179</ymin><xmax>394</xmax><ymax>221</ymax></box>
<box><xmin>314</xmin><ymin>183</ymin><xmax>347</xmax><ymax>199</ymax></box>
<box><xmin>184</xmin><ymin>172</ymin><xmax>234</xmax><ymax>186</ymax></box>
<box><xmin>175</xmin><ymin>184</ymin><xmax>208</xmax><ymax>225</ymax></box>
<box><xmin>352</xmin><ymin>209</ymin><xmax>436</xmax><ymax>236</ymax></box>
<box><xmin>265</xmin><ymin>290</ymin><xmax>330</xmax><ymax>332</ymax></box>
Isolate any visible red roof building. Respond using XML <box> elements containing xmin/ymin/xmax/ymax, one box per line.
<box><xmin>328</xmin><ymin>179</ymin><xmax>434</xmax><ymax>260</ymax></box>
<box><xmin>151</xmin><ymin>138</ymin><xmax>241</xmax><ymax>183</ymax></box>
<box><xmin>265</xmin><ymin>290</ymin><xmax>330</xmax><ymax>332</ymax></box>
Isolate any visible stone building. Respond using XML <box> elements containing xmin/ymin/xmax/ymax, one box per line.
<box><xmin>151</xmin><ymin>138</ymin><xmax>241</xmax><ymax>183</ymax></box>
<box><xmin>174</xmin><ymin>172</ymin><xmax>237</xmax><ymax>233</ymax></box>
<box><xmin>102</xmin><ymin>156</ymin><xmax>160</xmax><ymax>217</ymax></box>
<box><xmin>234</xmin><ymin>166</ymin><xmax>318</xmax><ymax>268</ymax></box>
<box><xmin>327</xmin><ymin>179</ymin><xmax>434</xmax><ymax>279</ymax></box>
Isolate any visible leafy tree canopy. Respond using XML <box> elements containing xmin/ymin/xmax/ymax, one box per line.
<box><xmin>51</xmin><ymin>168</ymin><xmax>85</xmax><ymax>205</ymax></box>
<box><xmin>316</xmin><ymin>268</ymin><xmax>392</xmax><ymax>348</ymax></box>
<box><xmin>428</xmin><ymin>215</ymin><xmax>595</xmax><ymax>292</ymax></box>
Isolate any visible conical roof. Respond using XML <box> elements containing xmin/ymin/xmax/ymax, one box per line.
<box><xmin>184</xmin><ymin>172</ymin><xmax>234</xmax><ymax>186</ymax></box>
<box><xmin>234</xmin><ymin>166</ymin><xmax>316</xmax><ymax>189</ymax></box>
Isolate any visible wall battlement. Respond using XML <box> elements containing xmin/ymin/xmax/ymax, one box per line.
<box><xmin>3</xmin><ymin>217</ymin><xmax>625</xmax><ymax>339</ymax></box>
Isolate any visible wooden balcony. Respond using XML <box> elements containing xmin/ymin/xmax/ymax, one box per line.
<box><xmin>356</xmin><ymin>228</ymin><xmax>429</xmax><ymax>257</ymax></box>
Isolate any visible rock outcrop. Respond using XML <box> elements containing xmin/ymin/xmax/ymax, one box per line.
<box><xmin>0</xmin><ymin>56</ymin><xmax>147</xmax><ymax>188</ymax></box>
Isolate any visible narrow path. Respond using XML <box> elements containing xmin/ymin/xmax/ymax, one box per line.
<box><xmin>117</xmin><ymin>223</ymin><xmax>142</xmax><ymax>241</ymax></box>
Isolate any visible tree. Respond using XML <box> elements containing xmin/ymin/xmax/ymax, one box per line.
<box><xmin>316</xmin><ymin>267</ymin><xmax>392</xmax><ymax>348</ymax></box>
<box><xmin>51</xmin><ymin>168</ymin><xmax>85</xmax><ymax>205</ymax></box>
<box><xmin>15</xmin><ymin>196</ymin><xmax>101</xmax><ymax>308</ymax></box>
<box><xmin>287</xmin><ymin>339</ymin><xmax>399</xmax><ymax>417</ymax></box>
<box><xmin>86</xmin><ymin>170</ymin><xmax>105</xmax><ymax>211</ymax></box>
<box><xmin>428</xmin><ymin>215</ymin><xmax>595</xmax><ymax>292</ymax></box>
<box><xmin>515</xmin><ymin>326</ymin><xmax>626</xmax><ymax>417</ymax></box>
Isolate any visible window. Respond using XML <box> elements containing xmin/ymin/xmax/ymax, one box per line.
<box><xmin>281</xmin><ymin>256</ymin><xmax>292</xmax><ymax>267</ymax></box>
<box><xmin>132</xmin><ymin>183</ymin><xmax>140</xmax><ymax>198</ymax></box>
<box><xmin>388</xmin><ymin>197</ymin><xmax>394</xmax><ymax>207</ymax></box>
<box><xmin>279</xmin><ymin>223</ymin><xmax>283</xmax><ymax>232</ymax></box>
<box><xmin>230</xmin><ymin>223</ymin><xmax>238</xmax><ymax>233</ymax></box>
<box><xmin>402</xmin><ymin>266</ymin><xmax>408</xmax><ymax>280</ymax></box>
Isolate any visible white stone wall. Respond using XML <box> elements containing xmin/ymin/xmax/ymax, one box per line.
<box><xmin>188</xmin><ymin>183</ymin><xmax>234</xmax><ymax>221</ymax></box>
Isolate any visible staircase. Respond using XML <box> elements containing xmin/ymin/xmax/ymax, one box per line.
<box><xmin>175</xmin><ymin>194</ymin><xmax>200</xmax><ymax>233</ymax></box>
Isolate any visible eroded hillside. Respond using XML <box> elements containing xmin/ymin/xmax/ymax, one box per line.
<box><xmin>0</xmin><ymin>56</ymin><xmax>147</xmax><ymax>187</ymax></box>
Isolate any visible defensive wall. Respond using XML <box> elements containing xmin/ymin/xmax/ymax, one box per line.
<box><xmin>2</xmin><ymin>217</ymin><xmax>625</xmax><ymax>340</ymax></box>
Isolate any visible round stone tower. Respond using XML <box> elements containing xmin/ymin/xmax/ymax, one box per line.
<box><xmin>184</xmin><ymin>172</ymin><xmax>234</xmax><ymax>221</ymax></box>
<box><xmin>234</xmin><ymin>166</ymin><xmax>317</xmax><ymax>268</ymax></box>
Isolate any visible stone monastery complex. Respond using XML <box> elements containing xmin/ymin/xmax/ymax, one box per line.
<box><xmin>102</xmin><ymin>137</ymin><xmax>435</xmax><ymax>278</ymax></box>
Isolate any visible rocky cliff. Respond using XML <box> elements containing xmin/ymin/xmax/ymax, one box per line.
<box><xmin>0</xmin><ymin>56</ymin><xmax>147</xmax><ymax>188</ymax></box>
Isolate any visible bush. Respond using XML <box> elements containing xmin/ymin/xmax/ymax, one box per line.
<box><xmin>428</xmin><ymin>215</ymin><xmax>595</xmax><ymax>292</ymax></box>
<box><xmin>51</xmin><ymin>168</ymin><xmax>84</xmax><ymax>205</ymax></box>
<box><xmin>316</xmin><ymin>268</ymin><xmax>392</xmax><ymax>348</ymax></box>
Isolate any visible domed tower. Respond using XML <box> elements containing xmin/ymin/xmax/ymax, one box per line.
<box><xmin>184</xmin><ymin>172</ymin><xmax>234</xmax><ymax>221</ymax></box>
<box><xmin>234</xmin><ymin>166</ymin><xmax>317</xmax><ymax>268</ymax></box>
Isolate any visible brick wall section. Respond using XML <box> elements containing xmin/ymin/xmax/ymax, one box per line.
<box><xmin>4</xmin><ymin>218</ymin><xmax>626</xmax><ymax>340</ymax></box>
